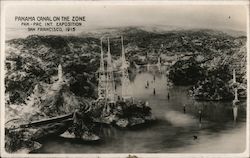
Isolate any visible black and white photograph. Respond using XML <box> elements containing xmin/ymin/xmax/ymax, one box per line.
<box><xmin>1</xmin><ymin>1</ymin><xmax>249</xmax><ymax>157</ymax></box>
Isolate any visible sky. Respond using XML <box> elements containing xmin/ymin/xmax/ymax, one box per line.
<box><xmin>4</xmin><ymin>4</ymin><xmax>248</xmax><ymax>39</ymax></box>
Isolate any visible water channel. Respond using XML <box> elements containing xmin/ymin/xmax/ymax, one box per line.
<box><xmin>34</xmin><ymin>70</ymin><xmax>246</xmax><ymax>153</ymax></box>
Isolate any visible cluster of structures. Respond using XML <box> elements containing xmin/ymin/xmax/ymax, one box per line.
<box><xmin>97</xmin><ymin>36</ymin><xmax>133</xmax><ymax>104</ymax></box>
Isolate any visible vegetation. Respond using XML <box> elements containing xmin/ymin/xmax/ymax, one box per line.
<box><xmin>4</xmin><ymin>27</ymin><xmax>246</xmax><ymax>152</ymax></box>
<box><xmin>168</xmin><ymin>58</ymin><xmax>205</xmax><ymax>85</ymax></box>
<box><xmin>5</xmin><ymin>27</ymin><xmax>246</xmax><ymax>104</ymax></box>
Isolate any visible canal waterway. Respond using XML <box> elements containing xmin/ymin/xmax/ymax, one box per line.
<box><xmin>34</xmin><ymin>71</ymin><xmax>246</xmax><ymax>153</ymax></box>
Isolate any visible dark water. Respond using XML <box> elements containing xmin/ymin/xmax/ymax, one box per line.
<box><xmin>34</xmin><ymin>72</ymin><xmax>246</xmax><ymax>153</ymax></box>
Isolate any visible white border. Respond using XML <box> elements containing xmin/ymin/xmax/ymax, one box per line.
<box><xmin>1</xmin><ymin>1</ymin><xmax>249</xmax><ymax>158</ymax></box>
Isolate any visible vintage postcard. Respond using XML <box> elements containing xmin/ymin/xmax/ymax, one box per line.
<box><xmin>0</xmin><ymin>1</ymin><xmax>249</xmax><ymax>157</ymax></box>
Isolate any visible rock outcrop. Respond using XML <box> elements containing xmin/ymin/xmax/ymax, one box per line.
<box><xmin>190</xmin><ymin>77</ymin><xmax>234</xmax><ymax>101</ymax></box>
<box><xmin>168</xmin><ymin>58</ymin><xmax>205</xmax><ymax>85</ymax></box>
<box><xmin>5</xmin><ymin>78</ymin><xmax>95</xmax><ymax>153</ymax></box>
<box><xmin>90</xmin><ymin>99</ymin><xmax>154</xmax><ymax>128</ymax></box>
<box><xmin>190</xmin><ymin>64</ymin><xmax>244</xmax><ymax>101</ymax></box>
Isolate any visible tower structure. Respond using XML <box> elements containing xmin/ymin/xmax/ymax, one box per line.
<box><xmin>233</xmin><ymin>69</ymin><xmax>236</xmax><ymax>84</ymax></box>
<box><xmin>233</xmin><ymin>105</ymin><xmax>238</xmax><ymax>122</ymax></box>
<box><xmin>157</xmin><ymin>57</ymin><xmax>161</xmax><ymax>72</ymax></box>
<box><xmin>98</xmin><ymin>38</ymin><xmax>106</xmax><ymax>99</ymax></box>
<box><xmin>121</xmin><ymin>36</ymin><xmax>133</xmax><ymax>100</ymax></box>
<box><xmin>234</xmin><ymin>88</ymin><xmax>239</xmax><ymax>102</ymax></box>
<box><xmin>58</xmin><ymin>64</ymin><xmax>63</xmax><ymax>83</ymax></box>
<box><xmin>105</xmin><ymin>38</ymin><xmax>116</xmax><ymax>103</ymax></box>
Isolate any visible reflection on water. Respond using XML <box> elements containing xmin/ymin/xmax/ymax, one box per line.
<box><xmin>233</xmin><ymin>106</ymin><xmax>238</xmax><ymax>122</ymax></box>
<box><xmin>34</xmin><ymin>71</ymin><xmax>246</xmax><ymax>153</ymax></box>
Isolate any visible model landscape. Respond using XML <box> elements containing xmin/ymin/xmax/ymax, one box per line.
<box><xmin>5</xmin><ymin>27</ymin><xmax>247</xmax><ymax>153</ymax></box>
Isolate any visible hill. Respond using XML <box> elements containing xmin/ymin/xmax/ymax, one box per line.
<box><xmin>5</xmin><ymin>27</ymin><xmax>246</xmax><ymax>105</ymax></box>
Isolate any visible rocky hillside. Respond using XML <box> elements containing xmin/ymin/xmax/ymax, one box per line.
<box><xmin>5</xmin><ymin>35</ymin><xmax>99</xmax><ymax>104</ymax></box>
<box><xmin>5</xmin><ymin>27</ymin><xmax>247</xmax><ymax>105</ymax></box>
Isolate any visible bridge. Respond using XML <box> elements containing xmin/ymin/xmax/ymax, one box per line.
<box><xmin>19</xmin><ymin>113</ymin><xmax>74</xmax><ymax>128</ymax></box>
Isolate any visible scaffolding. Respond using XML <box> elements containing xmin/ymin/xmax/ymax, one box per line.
<box><xmin>98</xmin><ymin>38</ymin><xmax>106</xmax><ymax>99</ymax></box>
<box><xmin>121</xmin><ymin>36</ymin><xmax>133</xmax><ymax>100</ymax></box>
<box><xmin>105</xmin><ymin>37</ymin><xmax>116</xmax><ymax>103</ymax></box>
